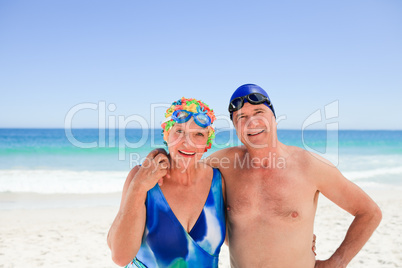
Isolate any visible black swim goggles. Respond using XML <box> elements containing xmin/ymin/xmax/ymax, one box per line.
<box><xmin>228</xmin><ymin>93</ymin><xmax>275</xmax><ymax>117</ymax></box>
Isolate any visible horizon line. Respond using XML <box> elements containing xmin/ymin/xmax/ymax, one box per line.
<box><xmin>1</xmin><ymin>127</ymin><xmax>402</xmax><ymax>131</ymax></box>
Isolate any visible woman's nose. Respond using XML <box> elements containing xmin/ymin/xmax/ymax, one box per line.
<box><xmin>181</xmin><ymin>133</ymin><xmax>191</xmax><ymax>147</ymax></box>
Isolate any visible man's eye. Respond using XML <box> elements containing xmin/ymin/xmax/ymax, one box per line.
<box><xmin>176</xmin><ymin>129</ymin><xmax>183</xmax><ymax>133</ymax></box>
<box><xmin>196</xmin><ymin>132</ymin><xmax>205</xmax><ymax>137</ymax></box>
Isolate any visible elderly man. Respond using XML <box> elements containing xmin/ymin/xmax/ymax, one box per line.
<box><xmin>205</xmin><ymin>84</ymin><xmax>381</xmax><ymax>268</ymax></box>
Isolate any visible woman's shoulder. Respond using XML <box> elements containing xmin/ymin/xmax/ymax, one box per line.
<box><xmin>194</xmin><ymin>162</ymin><xmax>219</xmax><ymax>184</ymax></box>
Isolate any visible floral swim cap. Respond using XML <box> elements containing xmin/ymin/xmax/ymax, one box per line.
<box><xmin>161</xmin><ymin>97</ymin><xmax>216</xmax><ymax>152</ymax></box>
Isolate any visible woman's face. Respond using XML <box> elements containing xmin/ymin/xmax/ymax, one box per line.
<box><xmin>167</xmin><ymin>117</ymin><xmax>209</xmax><ymax>164</ymax></box>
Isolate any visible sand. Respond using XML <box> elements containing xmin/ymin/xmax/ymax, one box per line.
<box><xmin>0</xmin><ymin>187</ymin><xmax>401</xmax><ymax>267</ymax></box>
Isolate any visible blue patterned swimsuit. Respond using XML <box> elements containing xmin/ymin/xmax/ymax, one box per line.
<box><xmin>126</xmin><ymin>168</ymin><xmax>226</xmax><ymax>268</ymax></box>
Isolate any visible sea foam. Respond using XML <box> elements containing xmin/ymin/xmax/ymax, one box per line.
<box><xmin>0</xmin><ymin>169</ymin><xmax>127</xmax><ymax>194</ymax></box>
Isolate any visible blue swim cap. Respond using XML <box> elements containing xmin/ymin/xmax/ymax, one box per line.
<box><xmin>229</xmin><ymin>84</ymin><xmax>276</xmax><ymax>119</ymax></box>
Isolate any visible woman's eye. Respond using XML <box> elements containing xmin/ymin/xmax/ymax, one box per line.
<box><xmin>196</xmin><ymin>132</ymin><xmax>205</xmax><ymax>137</ymax></box>
<box><xmin>176</xmin><ymin>129</ymin><xmax>183</xmax><ymax>133</ymax></box>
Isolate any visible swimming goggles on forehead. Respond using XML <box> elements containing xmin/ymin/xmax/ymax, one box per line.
<box><xmin>228</xmin><ymin>93</ymin><xmax>275</xmax><ymax>116</ymax></box>
<box><xmin>165</xmin><ymin>109</ymin><xmax>212</xmax><ymax>128</ymax></box>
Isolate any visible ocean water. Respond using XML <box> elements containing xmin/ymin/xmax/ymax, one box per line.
<box><xmin>0</xmin><ymin>128</ymin><xmax>401</xmax><ymax>194</ymax></box>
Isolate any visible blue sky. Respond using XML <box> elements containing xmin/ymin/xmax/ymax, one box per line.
<box><xmin>1</xmin><ymin>0</ymin><xmax>401</xmax><ymax>129</ymax></box>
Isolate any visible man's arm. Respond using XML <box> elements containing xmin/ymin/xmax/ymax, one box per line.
<box><xmin>311</xmin><ymin>153</ymin><xmax>382</xmax><ymax>267</ymax></box>
<box><xmin>203</xmin><ymin>146</ymin><xmax>243</xmax><ymax>169</ymax></box>
<box><xmin>203</xmin><ymin>148</ymin><xmax>229</xmax><ymax>168</ymax></box>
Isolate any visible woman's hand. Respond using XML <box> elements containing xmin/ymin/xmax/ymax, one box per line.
<box><xmin>135</xmin><ymin>149</ymin><xmax>170</xmax><ymax>191</ymax></box>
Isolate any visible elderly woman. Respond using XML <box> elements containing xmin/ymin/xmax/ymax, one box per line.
<box><xmin>107</xmin><ymin>98</ymin><xmax>225</xmax><ymax>268</ymax></box>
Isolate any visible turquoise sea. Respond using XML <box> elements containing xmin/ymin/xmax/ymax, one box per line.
<box><xmin>0</xmin><ymin>128</ymin><xmax>401</xmax><ymax>194</ymax></box>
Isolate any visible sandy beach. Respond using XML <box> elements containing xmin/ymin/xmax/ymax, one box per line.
<box><xmin>0</xmin><ymin>187</ymin><xmax>401</xmax><ymax>268</ymax></box>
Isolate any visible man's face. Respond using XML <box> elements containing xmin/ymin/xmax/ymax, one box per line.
<box><xmin>232</xmin><ymin>102</ymin><xmax>275</xmax><ymax>149</ymax></box>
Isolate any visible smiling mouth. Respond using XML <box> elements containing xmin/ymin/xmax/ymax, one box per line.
<box><xmin>178</xmin><ymin>150</ymin><xmax>196</xmax><ymax>157</ymax></box>
<box><xmin>247</xmin><ymin>130</ymin><xmax>265</xmax><ymax>136</ymax></box>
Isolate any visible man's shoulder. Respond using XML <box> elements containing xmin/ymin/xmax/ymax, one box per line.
<box><xmin>282</xmin><ymin>144</ymin><xmax>309</xmax><ymax>158</ymax></box>
<box><xmin>284</xmin><ymin>144</ymin><xmax>336</xmax><ymax>171</ymax></box>
<box><xmin>203</xmin><ymin>146</ymin><xmax>246</xmax><ymax>168</ymax></box>
<box><xmin>225</xmin><ymin>145</ymin><xmax>247</xmax><ymax>154</ymax></box>
<box><xmin>280</xmin><ymin>145</ymin><xmax>315</xmax><ymax>167</ymax></box>
<box><xmin>211</xmin><ymin>145</ymin><xmax>247</xmax><ymax>157</ymax></box>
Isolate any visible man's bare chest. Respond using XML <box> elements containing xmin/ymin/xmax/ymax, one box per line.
<box><xmin>225</xmin><ymin>168</ymin><xmax>317</xmax><ymax>221</ymax></box>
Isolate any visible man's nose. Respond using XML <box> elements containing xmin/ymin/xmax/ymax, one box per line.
<box><xmin>248</xmin><ymin>118</ymin><xmax>260</xmax><ymax>127</ymax></box>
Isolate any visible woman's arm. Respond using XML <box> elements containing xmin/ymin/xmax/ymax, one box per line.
<box><xmin>107</xmin><ymin>150</ymin><xmax>169</xmax><ymax>266</ymax></box>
